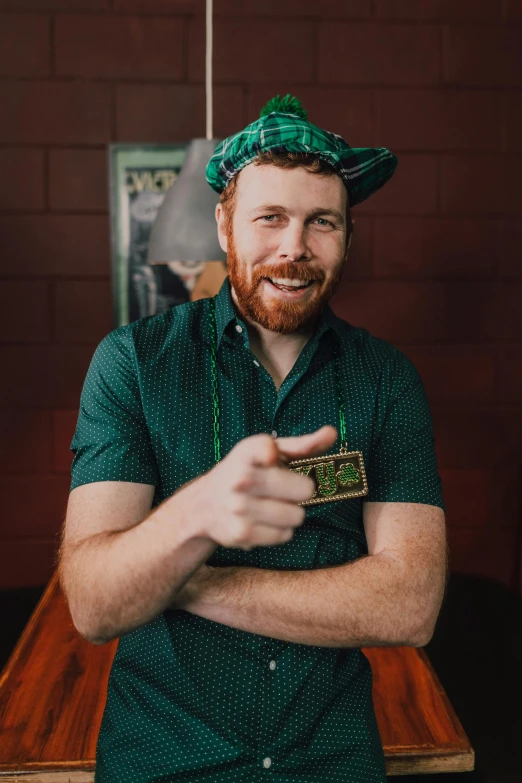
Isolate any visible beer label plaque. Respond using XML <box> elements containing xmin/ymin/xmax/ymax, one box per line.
<box><xmin>287</xmin><ymin>449</ymin><xmax>368</xmax><ymax>506</ymax></box>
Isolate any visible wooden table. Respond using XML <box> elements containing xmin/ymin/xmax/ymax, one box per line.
<box><xmin>0</xmin><ymin>571</ymin><xmax>474</xmax><ymax>780</ymax></box>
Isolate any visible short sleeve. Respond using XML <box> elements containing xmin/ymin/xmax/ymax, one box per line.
<box><xmin>365</xmin><ymin>349</ymin><xmax>445</xmax><ymax>510</ymax></box>
<box><xmin>69</xmin><ymin>326</ymin><xmax>159</xmax><ymax>491</ymax></box>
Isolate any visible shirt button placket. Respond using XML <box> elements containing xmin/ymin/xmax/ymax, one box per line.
<box><xmin>258</xmin><ymin>651</ymin><xmax>276</xmax><ymax>773</ymax></box>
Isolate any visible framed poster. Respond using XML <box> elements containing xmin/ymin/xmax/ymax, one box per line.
<box><xmin>108</xmin><ymin>143</ymin><xmax>228</xmax><ymax>328</ymax></box>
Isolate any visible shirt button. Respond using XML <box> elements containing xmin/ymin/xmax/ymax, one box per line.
<box><xmin>235</xmin><ymin>324</ymin><xmax>243</xmax><ymax>333</ymax></box>
<box><xmin>269</xmin><ymin>660</ymin><xmax>276</xmax><ymax>670</ymax></box>
<box><xmin>263</xmin><ymin>757</ymin><xmax>272</xmax><ymax>768</ymax></box>
<box><xmin>253</xmin><ymin>359</ymin><xmax>260</xmax><ymax>366</ymax></box>
<box><xmin>271</xmin><ymin>430</ymin><xmax>277</xmax><ymax>438</ymax></box>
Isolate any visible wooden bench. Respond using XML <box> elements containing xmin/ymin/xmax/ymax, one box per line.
<box><xmin>0</xmin><ymin>570</ymin><xmax>474</xmax><ymax>780</ymax></box>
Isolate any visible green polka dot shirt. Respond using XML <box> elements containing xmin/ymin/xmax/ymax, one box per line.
<box><xmin>70</xmin><ymin>277</ymin><xmax>445</xmax><ymax>783</ymax></box>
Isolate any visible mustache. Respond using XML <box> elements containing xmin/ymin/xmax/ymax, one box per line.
<box><xmin>252</xmin><ymin>265</ymin><xmax>325</xmax><ymax>284</ymax></box>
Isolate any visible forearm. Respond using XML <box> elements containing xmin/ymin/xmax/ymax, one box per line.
<box><xmin>60</xmin><ymin>494</ymin><xmax>218</xmax><ymax>645</ymax></box>
<box><xmin>183</xmin><ymin>553</ymin><xmax>428</xmax><ymax>648</ymax></box>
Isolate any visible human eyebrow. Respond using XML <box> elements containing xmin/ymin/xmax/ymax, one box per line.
<box><xmin>247</xmin><ymin>204</ymin><xmax>345</xmax><ymax>225</ymax></box>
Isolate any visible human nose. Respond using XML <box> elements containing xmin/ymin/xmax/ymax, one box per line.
<box><xmin>276</xmin><ymin>221</ymin><xmax>310</xmax><ymax>261</ymax></box>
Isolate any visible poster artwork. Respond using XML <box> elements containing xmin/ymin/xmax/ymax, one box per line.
<box><xmin>125</xmin><ymin>165</ymin><xmax>190</xmax><ymax>321</ymax></box>
<box><xmin>110</xmin><ymin>144</ymin><xmax>228</xmax><ymax>328</ymax></box>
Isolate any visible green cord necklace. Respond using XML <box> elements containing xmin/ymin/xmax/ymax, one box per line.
<box><xmin>208</xmin><ymin>295</ymin><xmax>368</xmax><ymax>506</ymax></box>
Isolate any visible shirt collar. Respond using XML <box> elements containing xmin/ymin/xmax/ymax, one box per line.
<box><xmin>213</xmin><ymin>276</ymin><xmax>344</xmax><ymax>350</ymax></box>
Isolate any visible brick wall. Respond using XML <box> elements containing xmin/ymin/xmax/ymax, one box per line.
<box><xmin>0</xmin><ymin>0</ymin><xmax>521</xmax><ymax>590</ymax></box>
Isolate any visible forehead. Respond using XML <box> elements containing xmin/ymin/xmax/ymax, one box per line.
<box><xmin>234</xmin><ymin>162</ymin><xmax>347</xmax><ymax>213</ymax></box>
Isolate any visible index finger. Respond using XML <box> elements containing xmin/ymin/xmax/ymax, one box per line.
<box><xmin>249</xmin><ymin>464</ymin><xmax>315</xmax><ymax>503</ymax></box>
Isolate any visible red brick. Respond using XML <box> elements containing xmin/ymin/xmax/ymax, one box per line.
<box><xmin>318</xmin><ymin>23</ymin><xmax>441</xmax><ymax>86</ymax></box>
<box><xmin>432</xmin><ymin>408</ymin><xmax>522</xmax><ymax>470</ymax></box>
<box><xmin>330</xmin><ymin>281</ymin><xmax>445</xmax><ymax>342</ymax></box>
<box><xmin>378</xmin><ymin>89</ymin><xmax>500</xmax><ymax>151</ymax></box>
<box><xmin>447</xmin><ymin>527</ymin><xmax>518</xmax><ymax>589</ymax></box>
<box><xmin>443</xmin><ymin>282</ymin><xmax>495</xmax><ymax>342</ymax></box>
<box><xmin>0</xmin><ymin>0</ymin><xmax>107</xmax><ymax>7</ymax></box>
<box><xmin>0</xmin><ymin>215</ymin><xmax>110</xmax><ymax>277</ymax></box>
<box><xmin>0</xmin><ymin>539</ymin><xmax>60</xmax><ymax>590</ymax></box>
<box><xmin>115</xmin><ymin>0</ymin><xmax>371</xmax><ymax>13</ymax></box>
<box><xmin>503</xmin><ymin>0</ymin><xmax>522</xmax><ymax>19</ymax></box>
<box><xmin>113</xmin><ymin>0</ymin><xmax>209</xmax><ymax>10</ymax></box>
<box><xmin>116</xmin><ymin>83</ymin><xmax>244</xmax><ymax>142</ymax></box>
<box><xmin>440</xmin><ymin>467</ymin><xmax>522</xmax><ymax>534</ymax></box>
<box><xmin>0</xmin><ymin>409</ymin><xmax>52</xmax><ymax>473</ymax></box>
<box><xmin>49</xmin><ymin>150</ymin><xmax>108</xmax><ymax>212</ymax></box>
<box><xmin>0</xmin><ymin>14</ymin><xmax>49</xmax><ymax>77</ymax></box>
<box><xmin>440</xmin><ymin>154</ymin><xmax>522</xmax><ymax>215</ymax></box>
<box><xmin>499</xmin><ymin>219</ymin><xmax>522</xmax><ymax>277</ymax></box>
<box><xmin>376</xmin><ymin>0</ymin><xmax>501</xmax><ymax>19</ymax></box>
<box><xmin>339</xmin><ymin>216</ymin><xmax>373</xmax><ymax>279</ymax></box>
<box><xmin>249</xmin><ymin>0</ymin><xmax>370</xmax><ymax>14</ymax></box>
<box><xmin>355</xmin><ymin>154</ymin><xmax>438</xmax><ymax>216</ymax></box>
<box><xmin>443</xmin><ymin>26</ymin><xmax>522</xmax><ymax>87</ymax></box>
<box><xmin>485</xmin><ymin>467</ymin><xmax>522</xmax><ymax>532</ymax></box>
<box><xmin>493</xmin><ymin>346</ymin><xmax>522</xmax><ymax>404</ymax></box>
<box><xmin>55</xmin><ymin>14</ymin><xmax>184</xmax><ymax>80</ymax></box>
<box><xmin>0</xmin><ymin>149</ymin><xmax>45</xmax><ymax>211</ymax></box>
<box><xmin>396</xmin><ymin>345</ymin><xmax>493</xmax><ymax>405</ymax></box>
<box><xmin>0</xmin><ymin>281</ymin><xmax>51</xmax><ymax>342</ymax></box>
<box><xmin>53</xmin><ymin>409</ymin><xmax>78</xmax><ymax>472</ymax></box>
<box><xmin>503</xmin><ymin>91</ymin><xmax>522</xmax><ymax>152</ymax></box>
<box><xmin>0</xmin><ymin>82</ymin><xmax>111</xmax><ymax>145</ymax></box>
<box><xmin>0</xmin><ymin>475</ymin><xmax>70</xmax><ymax>539</ymax></box>
<box><xmin>491</xmin><ymin>281</ymin><xmax>522</xmax><ymax>341</ymax></box>
<box><xmin>54</xmin><ymin>281</ymin><xmax>113</xmax><ymax>344</ymax></box>
<box><xmin>374</xmin><ymin>217</ymin><xmax>498</xmax><ymax>279</ymax></box>
<box><xmin>188</xmin><ymin>18</ymin><xmax>314</xmax><ymax>84</ymax></box>
<box><xmin>114</xmin><ymin>0</ymin><xmax>273</xmax><ymax>11</ymax></box>
<box><xmin>439</xmin><ymin>469</ymin><xmax>492</xmax><ymax>530</ymax></box>
<box><xmin>0</xmin><ymin>344</ymin><xmax>96</xmax><ymax>408</ymax></box>
<box><xmin>248</xmin><ymin>86</ymin><xmax>377</xmax><ymax>148</ymax></box>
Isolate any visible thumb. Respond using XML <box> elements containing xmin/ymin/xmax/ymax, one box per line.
<box><xmin>276</xmin><ymin>426</ymin><xmax>338</xmax><ymax>463</ymax></box>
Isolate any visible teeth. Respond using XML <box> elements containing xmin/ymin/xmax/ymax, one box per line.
<box><xmin>269</xmin><ymin>278</ymin><xmax>310</xmax><ymax>287</ymax></box>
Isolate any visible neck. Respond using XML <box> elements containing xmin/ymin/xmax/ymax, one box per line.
<box><xmin>230</xmin><ymin>286</ymin><xmax>317</xmax><ymax>389</ymax></box>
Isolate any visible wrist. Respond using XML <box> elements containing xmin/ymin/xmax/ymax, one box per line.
<box><xmin>172</xmin><ymin>564</ymin><xmax>219</xmax><ymax>612</ymax></box>
<box><xmin>164</xmin><ymin>474</ymin><xmax>217</xmax><ymax>546</ymax></box>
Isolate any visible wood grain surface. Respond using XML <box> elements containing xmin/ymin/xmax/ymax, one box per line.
<box><xmin>0</xmin><ymin>571</ymin><xmax>474</xmax><ymax>779</ymax></box>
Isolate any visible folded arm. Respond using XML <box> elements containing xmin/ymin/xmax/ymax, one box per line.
<box><xmin>171</xmin><ymin>501</ymin><xmax>448</xmax><ymax>648</ymax></box>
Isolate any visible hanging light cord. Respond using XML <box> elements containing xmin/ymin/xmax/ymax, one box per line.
<box><xmin>206</xmin><ymin>0</ymin><xmax>213</xmax><ymax>141</ymax></box>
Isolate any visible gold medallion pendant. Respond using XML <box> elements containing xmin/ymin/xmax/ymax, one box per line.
<box><xmin>287</xmin><ymin>444</ymin><xmax>369</xmax><ymax>506</ymax></box>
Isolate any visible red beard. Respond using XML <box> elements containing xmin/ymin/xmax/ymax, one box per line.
<box><xmin>225</xmin><ymin>230</ymin><xmax>345</xmax><ymax>335</ymax></box>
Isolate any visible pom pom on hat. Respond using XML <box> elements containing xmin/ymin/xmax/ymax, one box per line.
<box><xmin>259</xmin><ymin>94</ymin><xmax>308</xmax><ymax>121</ymax></box>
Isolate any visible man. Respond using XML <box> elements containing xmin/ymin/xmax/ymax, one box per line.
<box><xmin>59</xmin><ymin>94</ymin><xmax>448</xmax><ymax>782</ymax></box>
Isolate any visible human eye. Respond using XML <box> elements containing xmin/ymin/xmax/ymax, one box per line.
<box><xmin>314</xmin><ymin>217</ymin><xmax>335</xmax><ymax>227</ymax></box>
<box><xmin>260</xmin><ymin>214</ymin><xmax>278</xmax><ymax>222</ymax></box>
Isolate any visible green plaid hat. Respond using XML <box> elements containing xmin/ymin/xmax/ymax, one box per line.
<box><xmin>205</xmin><ymin>94</ymin><xmax>398</xmax><ymax>208</ymax></box>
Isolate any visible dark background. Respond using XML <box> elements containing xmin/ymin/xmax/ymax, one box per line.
<box><xmin>0</xmin><ymin>2</ymin><xmax>521</xmax><ymax>780</ymax></box>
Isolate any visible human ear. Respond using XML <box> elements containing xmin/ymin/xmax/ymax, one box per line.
<box><xmin>215</xmin><ymin>203</ymin><xmax>228</xmax><ymax>253</ymax></box>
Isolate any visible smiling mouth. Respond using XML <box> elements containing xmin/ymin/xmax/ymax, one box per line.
<box><xmin>263</xmin><ymin>277</ymin><xmax>315</xmax><ymax>292</ymax></box>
